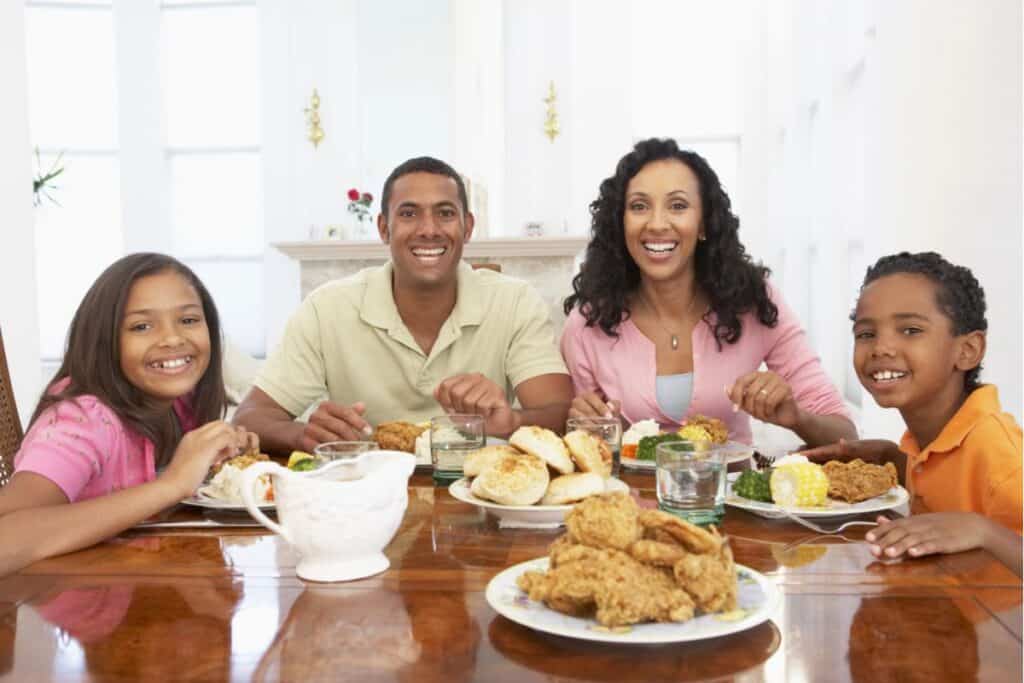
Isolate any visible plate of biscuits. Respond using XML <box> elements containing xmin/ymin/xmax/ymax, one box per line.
<box><xmin>448</xmin><ymin>425</ymin><xmax>630</xmax><ymax>526</ymax></box>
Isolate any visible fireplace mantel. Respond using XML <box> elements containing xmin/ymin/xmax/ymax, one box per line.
<box><xmin>272</xmin><ymin>237</ymin><xmax>589</xmax><ymax>334</ymax></box>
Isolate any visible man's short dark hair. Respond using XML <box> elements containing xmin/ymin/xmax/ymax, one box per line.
<box><xmin>381</xmin><ymin>157</ymin><xmax>469</xmax><ymax>217</ymax></box>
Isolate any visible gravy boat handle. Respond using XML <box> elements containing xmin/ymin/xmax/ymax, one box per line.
<box><xmin>240</xmin><ymin>462</ymin><xmax>291</xmax><ymax>543</ymax></box>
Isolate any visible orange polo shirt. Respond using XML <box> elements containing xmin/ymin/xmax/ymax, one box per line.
<box><xmin>899</xmin><ymin>385</ymin><xmax>1022</xmax><ymax>533</ymax></box>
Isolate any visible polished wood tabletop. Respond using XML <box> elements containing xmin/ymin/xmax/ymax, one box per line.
<box><xmin>0</xmin><ymin>470</ymin><xmax>1020</xmax><ymax>682</ymax></box>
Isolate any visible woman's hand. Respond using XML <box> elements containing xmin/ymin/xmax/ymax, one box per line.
<box><xmin>568</xmin><ymin>392</ymin><xmax>620</xmax><ymax>420</ymax></box>
<box><xmin>725</xmin><ymin>371</ymin><xmax>800</xmax><ymax>428</ymax></box>
<box><xmin>865</xmin><ymin>513</ymin><xmax>991</xmax><ymax>561</ymax></box>
<box><xmin>160</xmin><ymin>421</ymin><xmax>251</xmax><ymax>499</ymax></box>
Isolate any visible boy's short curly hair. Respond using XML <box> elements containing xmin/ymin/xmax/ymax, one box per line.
<box><xmin>860</xmin><ymin>251</ymin><xmax>987</xmax><ymax>390</ymax></box>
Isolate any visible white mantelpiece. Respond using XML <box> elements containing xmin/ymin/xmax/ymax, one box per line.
<box><xmin>272</xmin><ymin>237</ymin><xmax>589</xmax><ymax>335</ymax></box>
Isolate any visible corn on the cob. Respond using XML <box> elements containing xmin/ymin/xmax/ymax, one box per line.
<box><xmin>770</xmin><ymin>462</ymin><xmax>829</xmax><ymax>507</ymax></box>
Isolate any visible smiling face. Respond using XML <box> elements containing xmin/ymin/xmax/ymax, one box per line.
<box><xmin>852</xmin><ymin>273</ymin><xmax>982</xmax><ymax>412</ymax></box>
<box><xmin>119</xmin><ymin>269</ymin><xmax>211</xmax><ymax>405</ymax></box>
<box><xmin>622</xmin><ymin>159</ymin><xmax>704</xmax><ymax>283</ymax></box>
<box><xmin>378</xmin><ymin>171</ymin><xmax>474</xmax><ymax>290</ymax></box>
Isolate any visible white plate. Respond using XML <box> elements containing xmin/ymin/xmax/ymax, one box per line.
<box><xmin>181</xmin><ymin>488</ymin><xmax>275</xmax><ymax>511</ymax></box>
<box><xmin>448</xmin><ymin>477</ymin><xmax>630</xmax><ymax>526</ymax></box>
<box><xmin>620</xmin><ymin>440</ymin><xmax>755</xmax><ymax>471</ymax></box>
<box><xmin>725</xmin><ymin>482</ymin><xmax>909</xmax><ymax>518</ymax></box>
<box><xmin>486</xmin><ymin>557</ymin><xmax>780</xmax><ymax>644</ymax></box>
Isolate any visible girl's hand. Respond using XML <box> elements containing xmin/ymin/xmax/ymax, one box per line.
<box><xmin>568</xmin><ymin>392</ymin><xmax>620</xmax><ymax>420</ymax></box>
<box><xmin>725</xmin><ymin>371</ymin><xmax>800</xmax><ymax>428</ymax></box>
<box><xmin>865</xmin><ymin>513</ymin><xmax>991</xmax><ymax>561</ymax></box>
<box><xmin>160</xmin><ymin>421</ymin><xmax>250</xmax><ymax>499</ymax></box>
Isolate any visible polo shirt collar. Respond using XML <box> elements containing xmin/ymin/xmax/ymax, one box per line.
<box><xmin>358</xmin><ymin>260</ymin><xmax>486</xmax><ymax>332</ymax></box>
<box><xmin>900</xmin><ymin>384</ymin><xmax>1001</xmax><ymax>459</ymax></box>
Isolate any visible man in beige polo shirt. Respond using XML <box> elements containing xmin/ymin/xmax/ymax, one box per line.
<box><xmin>234</xmin><ymin>157</ymin><xmax>572</xmax><ymax>453</ymax></box>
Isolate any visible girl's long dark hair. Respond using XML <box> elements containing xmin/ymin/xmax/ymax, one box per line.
<box><xmin>564</xmin><ymin>138</ymin><xmax>777</xmax><ymax>347</ymax></box>
<box><xmin>29</xmin><ymin>253</ymin><xmax>227</xmax><ymax>466</ymax></box>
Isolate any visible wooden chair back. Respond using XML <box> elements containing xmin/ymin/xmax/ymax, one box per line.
<box><xmin>0</xmin><ymin>328</ymin><xmax>23</xmax><ymax>488</ymax></box>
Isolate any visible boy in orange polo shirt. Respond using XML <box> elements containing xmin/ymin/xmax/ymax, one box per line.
<box><xmin>806</xmin><ymin>252</ymin><xmax>1021</xmax><ymax>575</ymax></box>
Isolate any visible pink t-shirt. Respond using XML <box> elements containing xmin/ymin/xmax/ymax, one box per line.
<box><xmin>14</xmin><ymin>381</ymin><xmax>198</xmax><ymax>503</ymax></box>
<box><xmin>560</xmin><ymin>285</ymin><xmax>849</xmax><ymax>444</ymax></box>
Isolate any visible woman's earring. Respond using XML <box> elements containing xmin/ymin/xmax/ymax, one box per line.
<box><xmin>698</xmin><ymin>234</ymin><xmax>706</xmax><ymax>242</ymax></box>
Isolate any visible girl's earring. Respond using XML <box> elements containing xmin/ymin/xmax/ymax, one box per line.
<box><xmin>698</xmin><ymin>234</ymin><xmax>706</xmax><ymax>242</ymax></box>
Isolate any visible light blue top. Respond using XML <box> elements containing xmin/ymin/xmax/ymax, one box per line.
<box><xmin>655</xmin><ymin>372</ymin><xmax>693</xmax><ymax>421</ymax></box>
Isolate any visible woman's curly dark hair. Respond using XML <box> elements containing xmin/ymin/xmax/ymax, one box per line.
<box><xmin>564</xmin><ymin>138</ymin><xmax>777</xmax><ymax>347</ymax></box>
<box><xmin>858</xmin><ymin>251</ymin><xmax>988</xmax><ymax>391</ymax></box>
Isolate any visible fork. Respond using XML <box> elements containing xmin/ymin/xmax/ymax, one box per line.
<box><xmin>764</xmin><ymin>507</ymin><xmax>878</xmax><ymax>535</ymax></box>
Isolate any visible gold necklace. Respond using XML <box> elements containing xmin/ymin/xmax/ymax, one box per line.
<box><xmin>638</xmin><ymin>290</ymin><xmax>700</xmax><ymax>351</ymax></box>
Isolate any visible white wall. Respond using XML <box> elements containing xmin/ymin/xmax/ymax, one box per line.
<box><xmin>0</xmin><ymin>2</ymin><xmax>42</xmax><ymax>425</ymax></box>
<box><xmin>741</xmin><ymin>0</ymin><xmax>1022</xmax><ymax>440</ymax></box>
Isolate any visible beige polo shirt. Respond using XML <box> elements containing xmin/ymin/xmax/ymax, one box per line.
<box><xmin>256</xmin><ymin>261</ymin><xmax>568</xmax><ymax>426</ymax></box>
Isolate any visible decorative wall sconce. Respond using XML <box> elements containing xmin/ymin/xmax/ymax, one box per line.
<box><xmin>304</xmin><ymin>88</ymin><xmax>325</xmax><ymax>149</ymax></box>
<box><xmin>543</xmin><ymin>81</ymin><xmax>560</xmax><ymax>142</ymax></box>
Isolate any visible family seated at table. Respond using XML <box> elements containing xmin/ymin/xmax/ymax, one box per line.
<box><xmin>0</xmin><ymin>140</ymin><xmax>1019</xmax><ymax>579</ymax></box>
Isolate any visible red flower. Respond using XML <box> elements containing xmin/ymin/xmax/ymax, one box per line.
<box><xmin>347</xmin><ymin>188</ymin><xmax>360</xmax><ymax>201</ymax></box>
<box><xmin>361</xmin><ymin>192</ymin><xmax>373</xmax><ymax>203</ymax></box>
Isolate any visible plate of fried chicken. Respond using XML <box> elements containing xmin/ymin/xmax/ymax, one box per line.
<box><xmin>486</xmin><ymin>493</ymin><xmax>780</xmax><ymax>643</ymax></box>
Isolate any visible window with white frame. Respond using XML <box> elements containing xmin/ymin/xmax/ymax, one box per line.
<box><xmin>25</xmin><ymin>0</ymin><xmax>265</xmax><ymax>376</ymax></box>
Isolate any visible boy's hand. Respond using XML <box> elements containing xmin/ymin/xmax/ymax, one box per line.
<box><xmin>725</xmin><ymin>371</ymin><xmax>800</xmax><ymax>428</ymax></box>
<box><xmin>569</xmin><ymin>392</ymin><xmax>620</xmax><ymax>420</ymax></box>
<box><xmin>799</xmin><ymin>438</ymin><xmax>898</xmax><ymax>465</ymax></box>
<box><xmin>162</xmin><ymin>421</ymin><xmax>250</xmax><ymax>498</ymax></box>
<box><xmin>300</xmin><ymin>401</ymin><xmax>373</xmax><ymax>452</ymax></box>
<box><xmin>865</xmin><ymin>512</ymin><xmax>991</xmax><ymax>560</ymax></box>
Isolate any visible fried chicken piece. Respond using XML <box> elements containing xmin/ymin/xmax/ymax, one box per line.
<box><xmin>672</xmin><ymin>541</ymin><xmax>738</xmax><ymax>613</ymax></box>
<box><xmin>210</xmin><ymin>451</ymin><xmax>268</xmax><ymax>476</ymax></box>
<box><xmin>685</xmin><ymin>414</ymin><xmax>729</xmax><ymax>444</ymax></box>
<box><xmin>565</xmin><ymin>492</ymin><xmax>642</xmax><ymax>551</ymax></box>
<box><xmin>629</xmin><ymin>539</ymin><xmax>689</xmax><ymax>567</ymax></box>
<box><xmin>519</xmin><ymin>544</ymin><xmax>695</xmax><ymax>626</ymax></box>
<box><xmin>637</xmin><ymin>510</ymin><xmax>721</xmax><ymax>554</ymax></box>
<box><xmin>373</xmin><ymin>421</ymin><xmax>425</xmax><ymax>453</ymax></box>
<box><xmin>822</xmin><ymin>459</ymin><xmax>899</xmax><ymax>503</ymax></box>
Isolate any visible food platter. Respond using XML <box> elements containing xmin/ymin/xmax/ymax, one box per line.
<box><xmin>486</xmin><ymin>557</ymin><xmax>780</xmax><ymax>644</ymax></box>
<box><xmin>725</xmin><ymin>480</ymin><xmax>909</xmax><ymax>518</ymax></box>
<box><xmin>448</xmin><ymin>477</ymin><xmax>629</xmax><ymax>526</ymax></box>
<box><xmin>620</xmin><ymin>441</ymin><xmax>755</xmax><ymax>471</ymax></box>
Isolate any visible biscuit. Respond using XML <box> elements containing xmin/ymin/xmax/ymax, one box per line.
<box><xmin>542</xmin><ymin>472</ymin><xmax>606</xmax><ymax>505</ymax></box>
<box><xmin>563</xmin><ymin>429</ymin><xmax>613</xmax><ymax>478</ymax></box>
<box><xmin>509</xmin><ymin>426</ymin><xmax>574</xmax><ymax>474</ymax></box>
<box><xmin>464</xmin><ymin>444</ymin><xmax>523</xmax><ymax>477</ymax></box>
<box><xmin>470</xmin><ymin>452</ymin><xmax>549</xmax><ymax>505</ymax></box>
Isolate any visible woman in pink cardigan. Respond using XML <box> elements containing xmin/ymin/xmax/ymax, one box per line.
<box><xmin>561</xmin><ymin>139</ymin><xmax>856</xmax><ymax>446</ymax></box>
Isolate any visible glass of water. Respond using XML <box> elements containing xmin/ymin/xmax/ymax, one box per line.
<box><xmin>566</xmin><ymin>416</ymin><xmax>622</xmax><ymax>478</ymax></box>
<box><xmin>430</xmin><ymin>414</ymin><xmax>485</xmax><ymax>485</ymax></box>
<box><xmin>313</xmin><ymin>441</ymin><xmax>377</xmax><ymax>462</ymax></box>
<box><xmin>655</xmin><ymin>441</ymin><xmax>727</xmax><ymax>525</ymax></box>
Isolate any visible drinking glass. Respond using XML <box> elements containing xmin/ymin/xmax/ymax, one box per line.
<box><xmin>313</xmin><ymin>441</ymin><xmax>377</xmax><ymax>462</ymax></box>
<box><xmin>655</xmin><ymin>441</ymin><xmax>727</xmax><ymax>525</ymax></box>
<box><xmin>430</xmin><ymin>414</ymin><xmax>485</xmax><ymax>485</ymax></box>
<box><xmin>566</xmin><ymin>416</ymin><xmax>622</xmax><ymax>478</ymax></box>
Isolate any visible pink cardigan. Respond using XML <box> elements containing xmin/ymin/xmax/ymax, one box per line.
<box><xmin>14</xmin><ymin>380</ymin><xmax>197</xmax><ymax>503</ymax></box>
<box><xmin>560</xmin><ymin>286</ymin><xmax>849</xmax><ymax>444</ymax></box>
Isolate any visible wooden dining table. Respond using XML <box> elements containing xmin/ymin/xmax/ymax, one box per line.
<box><xmin>0</xmin><ymin>469</ymin><xmax>1020</xmax><ymax>682</ymax></box>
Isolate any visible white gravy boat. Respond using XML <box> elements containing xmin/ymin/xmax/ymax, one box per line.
<box><xmin>240</xmin><ymin>450</ymin><xmax>415</xmax><ymax>582</ymax></box>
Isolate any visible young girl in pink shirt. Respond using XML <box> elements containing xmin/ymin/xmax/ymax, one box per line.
<box><xmin>0</xmin><ymin>253</ymin><xmax>255</xmax><ymax>575</ymax></box>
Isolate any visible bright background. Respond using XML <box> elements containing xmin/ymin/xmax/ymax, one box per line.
<box><xmin>1</xmin><ymin>0</ymin><xmax>1021</xmax><ymax>442</ymax></box>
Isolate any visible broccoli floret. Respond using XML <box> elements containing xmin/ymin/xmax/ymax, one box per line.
<box><xmin>733</xmin><ymin>470</ymin><xmax>773</xmax><ymax>502</ymax></box>
<box><xmin>636</xmin><ymin>433</ymin><xmax>687</xmax><ymax>461</ymax></box>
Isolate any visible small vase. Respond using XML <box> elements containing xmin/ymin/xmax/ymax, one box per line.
<box><xmin>354</xmin><ymin>216</ymin><xmax>374</xmax><ymax>240</ymax></box>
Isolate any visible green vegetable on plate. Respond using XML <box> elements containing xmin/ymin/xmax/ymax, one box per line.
<box><xmin>733</xmin><ymin>470</ymin><xmax>773</xmax><ymax>502</ymax></box>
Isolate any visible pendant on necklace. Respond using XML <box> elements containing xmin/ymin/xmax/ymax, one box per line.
<box><xmin>670</xmin><ymin>334</ymin><xmax>679</xmax><ymax>350</ymax></box>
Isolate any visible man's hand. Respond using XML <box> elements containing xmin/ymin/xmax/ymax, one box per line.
<box><xmin>725</xmin><ymin>371</ymin><xmax>801</xmax><ymax>428</ymax></box>
<box><xmin>299</xmin><ymin>401</ymin><xmax>373</xmax><ymax>453</ymax></box>
<box><xmin>568</xmin><ymin>392</ymin><xmax>621</xmax><ymax>420</ymax></box>
<box><xmin>434</xmin><ymin>373</ymin><xmax>519</xmax><ymax>437</ymax></box>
